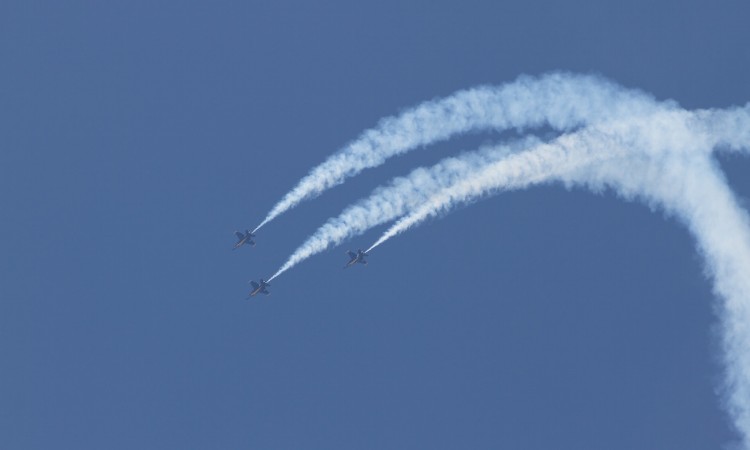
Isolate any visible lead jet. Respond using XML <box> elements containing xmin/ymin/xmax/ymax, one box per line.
<box><xmin>344</xmin><ymin>249</ymin><xmax>368</xmax><ymax>268</ymax></box>
<box><xmin>248</xmin><ymin>279</ymin><xmax>271</xmax><ymax>297</ymax></box>
<box><xmin>233</xmin><ymin>230</ymin><xmax>256</xmax><ymax>249</ymax></box>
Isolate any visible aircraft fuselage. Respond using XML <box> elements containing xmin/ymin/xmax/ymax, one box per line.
<box><xmin>344</xmin><ymin>250</ymin><xmax>368</xmax><ymax>268</ymax></box>
<box><xmin>249</xmin><ymin>280</ymin><xmax>270</xmax><ymax>297</ymax></box>
<box><xmin>234</xmin><ymin>231</ymin><xmax>255</xmax><ymax>249</ymax></box>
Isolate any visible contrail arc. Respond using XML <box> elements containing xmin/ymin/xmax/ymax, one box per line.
<box><xmin>268</xmin><ymin>110</ymin><xmax>686</xmax><ymax>282</ymax></box>
<box><xmin>581</xmin><ymin>152</ymin><xmax>750</xmax><ymax>450</ymax></box>
<box><xmin>365</xmin><ymin>109</ymin><xmax>697</xmax><ymax>252</ymax></box>
<box><xmin>253</xmin><ymin>72</ymin><xmax>661</xmax><ymax>232</ymax></box>
<box><xmin>361</xmin><ymin>106</ymin><xmax>750</xmax><ymax>448</ymax></box>
<box><xmin>266</xmin><ymin>137</ymin><xmax>540</xmax><ymax>282</ymax></box>
<box><xmin>253</xmin><ymin>67</ymin><xmax>750</xmax><ymax>447</ymax></box>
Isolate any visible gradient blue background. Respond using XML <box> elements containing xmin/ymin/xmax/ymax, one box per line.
<box><xmin>2</xmin><ymin>1</ymin><xmax>749</xmax><ymax>448</ymax></box>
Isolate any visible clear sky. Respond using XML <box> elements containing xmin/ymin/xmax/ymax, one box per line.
<box><xmin>1</xmin><ymin>1</ymin><xmax>749</xmax><ymax>449</ymax></box>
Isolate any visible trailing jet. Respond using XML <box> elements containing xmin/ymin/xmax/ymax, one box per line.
<box><xmin>233</xmin><ymin>230</ymin><xmax>256</xmax><ymax>249</ymax></box>
<box><xmin>248</xmin><ymin>279</ymin><xmax>271</xmax><ymax>297</ymax></box>
<box><xmin>344</xmin><ymin>249</ymin><xmax>368</xmax><ymax>268</ymax></box>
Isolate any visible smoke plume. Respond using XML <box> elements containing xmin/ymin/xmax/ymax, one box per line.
<box><xmin>254</xmin><ymin>73</ymin><xmax>660</xmax><ymax>232</ymax></box>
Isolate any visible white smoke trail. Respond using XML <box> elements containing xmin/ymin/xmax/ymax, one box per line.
<box><xmin>577</xmin><ymin>146</ymin><xmax>750</xmax><ymax>450</ymax></box>
<box><xmin>268</xmin><ymin>110</ymin><xmax>678</xmax><ymax>282</ymax></box>
<box><xmin>253</xmin><ymin>72</ymin><xmax>662</xmax><ymax>232</ymax></box>
<box><xmin>266</xmin><ymin>138</ymin><xmax>539</xmax><ymax>282</ymax></box>
<box><xmin>366</xmin><ymin>110</ymin><xmax>688</xmax><ymax>251</ymax></box>
<box><xmin>364</xmin><ymin>106</ymin><xmax>750</xmax><ymax>448</ymax></box>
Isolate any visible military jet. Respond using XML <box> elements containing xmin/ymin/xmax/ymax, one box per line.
<box><xmin>233</xmin><ymin>230</ymin><xmax>256</xmax><ymax>249</ymax></box>
<box><xmin>344</xmin><ymin>249</ymin><xmax>368</xmax><ymax>268</ymax></box>
<box><xmin>248</xmin><ymin>279</ymin><xmax>271</xmax><ymax>297</ymax></box>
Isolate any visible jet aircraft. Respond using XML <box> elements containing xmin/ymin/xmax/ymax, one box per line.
<box><xmin>249</xmin><ymin>279</ymin><xmax>271</xmax><ymax>297</ymax></box>
<box><xmin>233</xmin><ymin>230</ymin><xmax>256</xmax><ymax>249</ymax></box>
<box><xmin>344</xmin><ymin>249</ymin><xmax>368</xmax><ymax>268</ymax></box>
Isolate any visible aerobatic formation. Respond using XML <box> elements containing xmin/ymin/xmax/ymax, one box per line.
<box><xmin>232</xmin><ymin>73</ymin><xmax>750</xmax><ymax>447</ymax></box>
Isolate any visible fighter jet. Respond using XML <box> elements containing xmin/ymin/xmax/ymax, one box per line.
<box><xmin>344</xmin><ymin>249</ymin><xmax>368</xmax><ymax>268</ymax></box>
<box><xmin>248</xmin><ymin>279</ymin><xmax>271</xmax><ymax>297</ymax></box>
<box><xmin>233</xmin><ymin>230</ymin><xmax>256</xmax><ymax>249</ymax></box>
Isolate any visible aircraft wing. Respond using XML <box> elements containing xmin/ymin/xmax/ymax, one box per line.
<box><xmin>235</xmin><ymin>231</ymin><xmax>245</xmax><ymax>239</ymax></box>
<box><xmin>250</xmin><ymin>281</ymin><xmax>259</xmax><ymax>289</ymax></box>
<box><xmin>347</xmin><ymin>251</ymin><xmax>357</xmax><ymax>259</ymax></box>
<box><xmin>261</xmin><ymin>289</ymin><xmax>270</xmax><ymax>295</ymax></box>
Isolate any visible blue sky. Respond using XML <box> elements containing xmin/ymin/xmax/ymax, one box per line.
<box><xmin>2</xmin><ymin>1</ymin><xmax>749</xmax><ymax>448</ymax></box>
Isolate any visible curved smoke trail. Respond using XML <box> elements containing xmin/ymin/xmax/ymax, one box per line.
<box><xmin>578</xmin><ymin>135</ymin><xmax>750</xmax><ymax>450</ymax></box>
<box><xmin>257</xmin><ymin>68</ymin><xmax>750</xmax><ymax>446</ymax></box>
<box><xmin>267</xmin><ymin>137</ymin><xmax>539</xmax><ymax>282</ymax></box>
<box><xmin>268</xmin><ymin>116</ymin><xmax>661</xmax><ymax>283</ymax></box>
<box><xmin>366</xmin><ymin>109</ymin><xmax>701</xmax><ymax>251</ymax></box>
<box><xmin>254</xmin><ymin>72</ymin><xmax>662</xmax><ymax>232</ymax></box>
<box><xmin>362</xmin><ymin>106</ymin><xmax>750</xmax><ymax>447</ymax></box>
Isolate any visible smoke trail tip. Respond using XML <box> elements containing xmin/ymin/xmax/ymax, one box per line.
<box><xmin>252</xmin><ymin>221</ymin><xmax>266</xmax><ymax>234</ymax></box>
<box><xmin>267</xmin><ymin>271</ymin><xmax>281</xmax><ymax>283</ymax></box>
